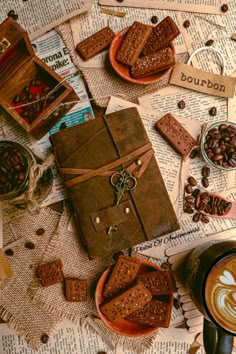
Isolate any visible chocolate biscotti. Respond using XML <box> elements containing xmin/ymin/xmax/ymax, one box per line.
<box><xmin>155</xmin><ymin>113</ymin><xmax>196</xmax><ymax>157</ymax></box>
<box><xmin>143</xmin><ymin>16</ymin><xmax>180</xmax><ymax>56</ymax></box>
<box><xmin>100</xmin><ymin>283</ymin><xmax>152</xmax><ymax>322</ymax></box>
<box><xmin>103</xmin><ymin>255</ymin><xmax>141</xmax><ymax>298</ymax></box>
<box><xmin>116</xmin><ymin>21</ymin><xmax>152</xmax><ymax>66</ymax></box>
<box><xmin>131</xmin><ymin>47</ymin><xmax>175</xmax><ymax>78</ymax></box>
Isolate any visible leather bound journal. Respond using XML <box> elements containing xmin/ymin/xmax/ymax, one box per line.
<box><xmin>50</xmin><ymin>107</ymin><xmax>179</xmax><ymax>259</ymax></box>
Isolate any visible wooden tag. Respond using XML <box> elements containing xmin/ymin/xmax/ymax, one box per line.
<box><xmin>170</xmin><ymin>63</ymin><xmax>235</xmax><ymax>98</ymax></box>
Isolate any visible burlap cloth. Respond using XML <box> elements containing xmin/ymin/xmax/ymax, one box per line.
<box><xmin>56</xmin><ymin>22</ymin><xmax>188</xmax><ymax>107</ymax></box>
<box><xmin>27</xmin><ymin>203</ymin><xmax>159</xmax><ymax>352</ymax></box>
<box><xmin>0</xmin><ymin>206</ymin><xmax>63</xmax><ymax>350</ymax></box>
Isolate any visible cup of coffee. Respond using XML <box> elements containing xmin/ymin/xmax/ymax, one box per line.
<box><xmin>186</xmin><ymin>240</ymin><xmax>236</xmax><ymax>354</ymax></box>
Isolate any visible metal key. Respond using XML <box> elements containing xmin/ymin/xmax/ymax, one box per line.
<box><xmin>107</xmin><ymin>170</ymin><xmax>137</xmax><ymax>234</ymax></box>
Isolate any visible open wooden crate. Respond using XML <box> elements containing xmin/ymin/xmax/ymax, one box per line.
<box><xmin>0</xmin><ymin>17</ymin><xmax>78</xmax><ymax>139</ymax></box>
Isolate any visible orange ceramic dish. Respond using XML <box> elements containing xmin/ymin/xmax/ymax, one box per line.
<box><xmin>95</xmin><ymin>258</ymin><xmax>173</xmax><ymax>337</ymax></box>
<box><xmin>109</xmin><ymin>27</ymin><xmax>176</xmax><ymax>85</ymax></box>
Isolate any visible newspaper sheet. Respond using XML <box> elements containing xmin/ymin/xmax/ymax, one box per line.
<box><xmin>0</xmin><ymin>320</ymin><xmax>206</xmax><ymax>354</ymax></box>
<box><xmin>98</xmin><ymin>0</ymin><xmax>226</xmax><ymax>15</ymax></box>
<box><xmin>70</xmin><ymin>0</ymin><xmax>187</xmax><ymax>68</ymax></box>
<box><xmin>0</xmin><ymin>0</ymin><xmax>92</xmax><ymax>40</ymax></box>
<box><xmin>175</xmin><ymin>2</ymin><xmax>236</xmax><ymax>77</ymax></box>
<box><xmin>0</xmin><ymin>29</ymin><xmax>93</xmax><ymax>226</ymax></box>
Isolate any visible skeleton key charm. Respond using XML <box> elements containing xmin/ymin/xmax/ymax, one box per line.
<box><xmin>107</xmin><ymin>170</ymin><xmax>137</xmax><ymax>235</ymax></box>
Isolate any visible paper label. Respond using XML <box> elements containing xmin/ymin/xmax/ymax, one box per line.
<box><xmin>170</xmin><ymin>63</ymin><xmax>235</xmax><ymax>98</ymax></box>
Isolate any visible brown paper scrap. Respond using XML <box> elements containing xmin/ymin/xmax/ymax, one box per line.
<box><xmin>0</xmin><ymin>250</ymin><xmax>13</xmax><ymax>281</ymax></box>
<box><xmin>170</xmin><ymin>63</ymin><xmax>235</xmax><ymax>98</ymax></box>
<box><xmin>100</xmin><ymin>8</ymin><xmax>126</xmax><ymax>17</ymax></box>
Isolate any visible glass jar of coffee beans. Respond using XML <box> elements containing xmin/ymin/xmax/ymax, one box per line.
<box><xmin>0</xmin><ymin>141</ymin><xmax>34</xmax><ymax>200</ymax></box>
<box><xmin>201</xmin><ymin>121</ymin><xmax>236</xmax><ymax>170</ymax></box>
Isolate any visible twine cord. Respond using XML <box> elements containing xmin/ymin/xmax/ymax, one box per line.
<box><xmin>9</xmin><ymin>153</ymin><xmax>55</xmax><ymax>212</ymax></box>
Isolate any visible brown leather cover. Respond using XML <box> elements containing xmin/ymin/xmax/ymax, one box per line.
<box><xmin>50</xmin><ymin>107</ymin><xmax>179</xmax><ymax>259</ymax></box>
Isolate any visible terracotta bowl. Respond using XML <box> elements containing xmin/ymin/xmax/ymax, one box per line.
<box><xmin>95</xmin><ymin>258</ymin><xmax>162</xmax><ymax>337</ymax></box>
<box><xmin>109</xmin><ymin>27</ymin><xmax>176</xmax><ymax>85</ymax></box>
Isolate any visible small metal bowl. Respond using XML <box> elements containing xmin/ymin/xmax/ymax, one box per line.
<box><xmin>200</xmin><ymin>121</ymin><xmax>236</xmax><ymax>171</ymax></box>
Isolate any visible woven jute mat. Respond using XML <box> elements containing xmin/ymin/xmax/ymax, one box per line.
<box><xmin>56</xmin><ymin>22</ymin><xmax>188</xmax><ymax>108</ymax></box>
<box><xmin>28</xmin><ymin>203</ymin><xmax>159</xmax><ymax>352</ymax></box>
<box><xmin>0</xmin><ymin>206</ymin><xmax>63</xmax><ymax>350</ymax></box>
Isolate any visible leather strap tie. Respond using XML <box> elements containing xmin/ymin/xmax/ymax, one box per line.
<box><xmin>60</xmin><ymin>142</ymin><xmax>154</xmax><ymax>188</ymax></box>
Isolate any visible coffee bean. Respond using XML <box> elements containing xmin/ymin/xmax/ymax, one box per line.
<box><xmin>30</xmin><ymin>80</ymin><xmax>36</xmax><ymax>86</ymax></box>
<box><xmin>151</xmin><ymin>16</ymin><xmax>158</xmax><ymax>24</ymax></box>
<box><xmin>187</xmin><ymin>176</ymin><xmax>197</xmax><ymax>186</ymax></box>
<box><xmin>185</xmin><ymin>195</ymin><xmax>194</xmax><ymax>203</ymax></box>
<box><xmin>192</xmin><ymin>188</ymin><xmax>200</xmax><ymax>198</ymax></box>
<box><xmin>201</xmin><ymin>214</ymin><xmax>209</xmax><ymax>223</ymax></box>
<box><xmin>35</xmin><ymin>79</ymin><xmax>41</xmax><ymax>86</ymax></box>
<box><xmin>25</xmin><ymin>241</ymin><xmax>35</xmax><ymax>249</ymax></box>
<box><xmin>202</xmin><ymin>166</ymin><xmax>210</xmax><ymax>177</ymax></box>
<box><xmin>205</xmin><ymin>39</ymin><xmax>214</xmax><ymax>46</ymax></box>
<box><xmin>185</xmin><ymin>184</ymin><xmax>193</xmax><ymax>194</ymax></box>
<box><xmin>184</xmin><ymin>207</ymin><xmax>194</xmax><ymax>214</ymax></box>
<box><xmin>5</xmin><ymin>249</ymin><xmax>14</xmax><ymax>256</ymax></box>
<box><xmin>23</xmin><ymin>86</ymin><xmax>30</xmax><ymax>94</ymax></box>
<box><xmin>202</xmin><ymin>177</ymin><xmax>209</xmax><ymax>188</ymax></box>
<box><xmin>224</xmin><ymin>202</ymin><xmax>232</xmax><ymax>213</ymax></box>
<box><xmin>193</xmin><ymin>213</ymin><xmax>201</xmax><ymax>222</ymax></box>
<box><xmin>178</xmin><ymin>100</ymin><xmax>185</xmax><ymax>109</ymax></box>
<box><xmin>13</xmin><ymin>95</ymin><xmax>20</xmax><ymax>104</ymax></box>
<box><xmin>41</xmin><ymin>334</ymin><xmax>49</xmax><ymax>344</ymax></box>
<box><xmin>36</xmin><ymin>228</ymin><xmax>45</xmax><ymax>236</ymax></box>
<box><xmin>209</xmin><ymin>107</ymin><xmax>217</xmax><ymax>116</ymax></box>
<box><xmin>7</xmin><ymin>10</ymin><xmax>15</xmax><ymax>17</ymax></box>
<box><xmin>200</xmin><ymin>192</ymin><xmax>209</xmax><ymax>201</ymax></box>
<box><xmin>183</xmin><ymin>20</ymin><xmax>190</xmax><ymax>28</ymax></box>
<box><xmin>221</xmin><ymin>4</ymin><xmax>228</xmax><ymax>12</ymax></box>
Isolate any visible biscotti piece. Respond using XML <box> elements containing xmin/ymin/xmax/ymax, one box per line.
<box><xmin>126</xmin><ymin>299</ymin><xmax>172</xmax><ymax>327</ymax></box>
<box><xmin>65</xmin><ymin>278</ymin><xmax>87</xmax><ymax>302</ymax></box>
<box><xmin>100</xmin><ymin>283</ymin><xmax>152</xmax><ymax>322</ymax></box>
<box><xmin>143</xmin><ymin>16</ymin><xmax>180</xmax><ymax>56</ymax></box>
<box><xmin>136</xmin><ymin>270</ymin><xmax>176</xmax><ymax>295</ymax></box>
<box><xmin>76</xmin><ymin>26</ymin><xmax>115</xmax><ymax>61</ymax></box>
<box><xmin>116</xmin><ymin>21</ymin><xmax>152</xmax><ymax>66</ymax></box>
<box><xmin>103</xmin><ymin>255</ymin><xmax>141</xmax><ymax>298</ymax></box>
<box><xmin>37</xmin><ymin>259</ymin><xmax>64</xmax><ymax>287</ymax></box>
<box><xmin>155</xmin><ymin>113</ymin><xmax>196</xmax><ymax>157</ymax></box>
<box><xmin>131</xmin><ymin>47</ymin><xmax>175</xmax><ymax>78</ymax></box>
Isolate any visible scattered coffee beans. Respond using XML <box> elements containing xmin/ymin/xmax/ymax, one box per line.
<box><xmin>221</xmin><ymin>4</ymin><xmax>228</xmax><ymax>12</ymax></box>
<box><xmin>183</xmin><ymin>20</ymin><xmax>190</xmax><ymax>28</ymax></box>
<box><xmin>5</xmin><ymin>249</ymin><xmax>14</xmax><ymax>256</ymax></box>
<box><xmin>151</xmin><ymin>16</ymin><xmax>158</xmax><ymax>24</ymax></box>
<box><xmin>177</xmin><ymin>100</ymin><xmax>186</xmax><ymax>109</ymax></box>
<box><xmin>203</xmin><ymin>123</ymin><xmax>236</xmax><ymax>168</ymax></box>
<box><xmin>202</xmin><ymin>166</ymin><xmax>210</xmax><ymax>177</ymax></box>
<box><xmin>205</xmin><ymin>39</ymin><xmax>214</xmax><ymax>47</ymax></box>
<box><xmin>202</xmin><ymin>177</ymin><xmax>209</xmax><ymax>188</ymax></box>
<box><xmin>25</xmin><ymin>241</ymin><xmax>35</xmax><ymax>250</ymax></box>
<box><xmin>41</xmin><ymin>334</ymin><xmax>49</xmax><ymax>344</ymax></box>
<box><xmin>0</xmin><ymin>144</ymin><xmax>28</xmax><ymax>195</ymax></box>
<box><xmin>185</xmin><ymin>184</ymin><xmax>193</xmax><ymax>194</ymax></box>
<box><xmin>209</xmin><ymin>107</ymin><xmax>217</xmax><ymax>116</ymax></box>
<box><xmin>187</xmin><ymin>176</ymin><xmax>197</xmax><ymax>186</ymax></box>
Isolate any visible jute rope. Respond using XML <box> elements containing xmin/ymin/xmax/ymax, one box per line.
<box><xmin>9</xmin><ymin>153</ymin><xmax>55</xmax><ymax>212</ymax></box>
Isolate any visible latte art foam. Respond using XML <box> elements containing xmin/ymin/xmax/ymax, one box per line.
<box><xmin>205</xmin><ymin>255</ymin><xmax>236</xmax><ymax>334</ymax></box>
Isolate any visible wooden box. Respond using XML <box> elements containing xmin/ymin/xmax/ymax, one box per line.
<box><xmin>0</xmin><ymin>17</ymin><xmax>78</xmax><ymax>139</ymax></box>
